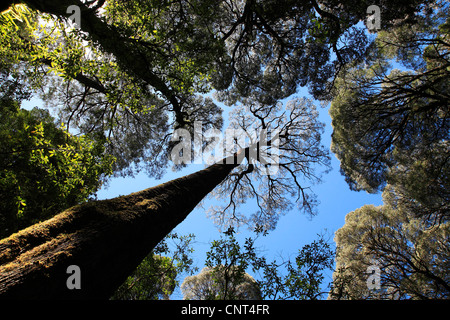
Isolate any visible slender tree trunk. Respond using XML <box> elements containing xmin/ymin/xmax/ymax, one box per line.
<box><xmin>0</xmin><ymin>158</ymin><xmax>238</xmax><ymax>299</ymax></box>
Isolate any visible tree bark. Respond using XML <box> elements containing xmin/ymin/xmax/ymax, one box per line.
<box><xmin>0</xmin><ymin>158</ymin><xmax>238</xmax><ymax>299</ymax></box>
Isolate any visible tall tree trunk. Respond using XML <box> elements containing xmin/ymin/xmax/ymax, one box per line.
<box><xmin>0</xmin><ymin>158</ymin><xmax>238</xmax><ymax>299</ymax></box>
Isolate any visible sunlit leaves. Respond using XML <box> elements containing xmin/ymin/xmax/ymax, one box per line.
<box><xmin>104</xmin><ymin>0</ymin><xmax>221</xmax><ymax>97</ymax></box>
<box><xmin>112</xmin><ymin>232</ymin><xmax>197</xmax><ymax>300</ymax></box>
<box><xmin>0</xmin><ymin>103</ymin><xmax>115</xmax><ymax>238</ymax></box>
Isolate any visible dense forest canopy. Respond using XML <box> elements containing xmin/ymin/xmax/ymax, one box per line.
<box><xmin>0</xmin><ymin>0</ymin><xmax>448</xmax><ymax>300</ymax></box>
<box><xmin>1</xmin><ymin>0</ymin><xmax>436</xmax><ymax>232</ymax></box>
<box><xmin>329</xmin><ymin>0</ymin><xmax>449</xmax><ymax>298</ymax></box>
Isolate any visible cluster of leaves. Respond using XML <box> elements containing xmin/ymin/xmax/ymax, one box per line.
<box><xmin>111</xmin><ymin>254</ymin><xmax>177</xmax><ymax>300</ymax></box>
<box><xmin>330</xmin><ymin>184</ymin><xmax>450</xmax><ymax>300</ymax></box>
<box><xmin>329</xmin><ymin>0</ymin><xmax>449</xmax><ymax>299</ymax></box>
<box><xmin>104</xmin><ymin>0</ymin><xmax>220</xmax><ymax>96</ymax></box>
<box><xmin>330</xmin><ymin>0</ymin><xmax>449</xmax><ymax>206</ymax></box>
<box><xmin>0</xmin><ymin>41</ymin><xmax>115</xmax><ymax>238</ymax></box>
<box><xmin>0</xmin><ymin>101</ymin><xmax>115</xmax><ymax>238</ymax></box>
<box><xmin>0</xmin><ymin>3</ymin><xmax>173</xmax><ymax>178</ymax></box>
<box><xmin>112</xmin><ymin>233</ymin><xmax>197</xmax><ymax>300</ymax></box>
<box><xmin>181</xmin><ymin>228</ymin><xmax>334</xmax><ymax>300</ymax></box>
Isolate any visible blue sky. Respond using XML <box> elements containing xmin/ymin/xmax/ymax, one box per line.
<box><xmin>88</xmin><ymin>90</ymin><xmax>384</xmax><ymax>299</ymax></box>
<box><xmin>22</xmin><ymin>84</ymin><xmax>383</xmax><ymax>299</ymax></box>
<box><xmin>15</xmin><ymin>14</ymin><xmax>387</xmax><ymax>299</ymax></box>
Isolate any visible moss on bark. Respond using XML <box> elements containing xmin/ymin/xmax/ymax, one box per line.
<box><xmin>0</xmin><ymin>159</ymin><xmax>238</xmax><ymax>299</ymax></box>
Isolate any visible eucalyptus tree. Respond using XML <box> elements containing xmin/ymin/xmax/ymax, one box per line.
<box><xmin>328</xmin><ymin>2</ymin><xmax>449</xmax><ymax>299</ymax></box>
<box><xmin>330</xmin><ymin>184</ymin><xmax>450</xmax><ymax>300</ymax></box>
<box><xmin>0</xmin><ymin>0</ymin><xmax>433</xmax><ymax>298</ymax></box>
<box><xmin>329</xmin><ymin>0</ymin><xmax>449</xmax><ymax>222</ymax></box>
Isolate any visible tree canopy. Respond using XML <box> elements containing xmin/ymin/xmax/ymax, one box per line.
<box><xmin>0</xmin><ymin>96</ymin><xmax>114</xmax><ymax>238</ymax></box>
<box><xmin>329</xmin><ymin>0</ymin><xmax>449</xmax><ymax>300</ymax></box>
<box><xmin>0</xmin><ymin>0</ymin><xmax>435</xmax><ymax>232</ymax></box>
<box><xmin>330</xmin><ymin>184</ymin><xmax>450</xmax><ymax>299</ymax></box>
<box><xmin>330</xmin><ymin>0</ymin><xmax>449</xmax><ymax>222</ymax></box>
<box><xmin>1</xmin><ymin>0</ymin><xmax>448</xmax><ymax>300</ymax></box>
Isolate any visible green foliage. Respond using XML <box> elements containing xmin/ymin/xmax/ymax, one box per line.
<box><xmin>330</xmin><ymin>185</ymin><xmax>450</xmax><ymax>299</ymax></box>
<box><xmin>0</xmin><ymin>101</ymin><xmax>115</xmax><ymax>238</ymax></box>
<box><xmin>112</xmin><ymin>254</ymin><xmax>177</xmax><ymax>300</ymax></box>
<box><xmin>200</xmin><ymin>227</ymin><xmax>262</xmax><ymax>300</ymax></box>
<box><xmin>256</xmin><ymin>235</ymin><xmax>334</xmax><ymax>300</ymax></box>
<box><xmin>285</xmin><ymin>237</ymin><xmax>334</xmax><ymax>300</ymax></box>
<box><xmin>330</xmin><ymin>2</ymin><xmax>449</xmax><ymax>199</ymax></box>
<box><xmin>104</xmin><ymin>0</ymin><xmax>221</xmax><ymax>95</ymax></box>
<box><xmin>181</xmin><ymin>227</ymin><xmax>262</xmax><ymax>300</ymax></box>
<box><xmin>1</xmin><ymin>0</ymin><xmax>431</xmax><ymax>181</ymax></box>
<box><xmin>181</xmin><ymin>228</ymin><xmax>334</xmax><ymax>300</ymax></box>
<box><xmin>112</xmin><ymin>233</ymin><xmax>197</xmax><ymax>300</ymax></box>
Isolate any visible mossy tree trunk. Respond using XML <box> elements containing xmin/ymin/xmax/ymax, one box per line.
<box><xmin>0</xmin><ymin>159</ymin><xmax>238</xmax><ymax>299</ymax></box>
